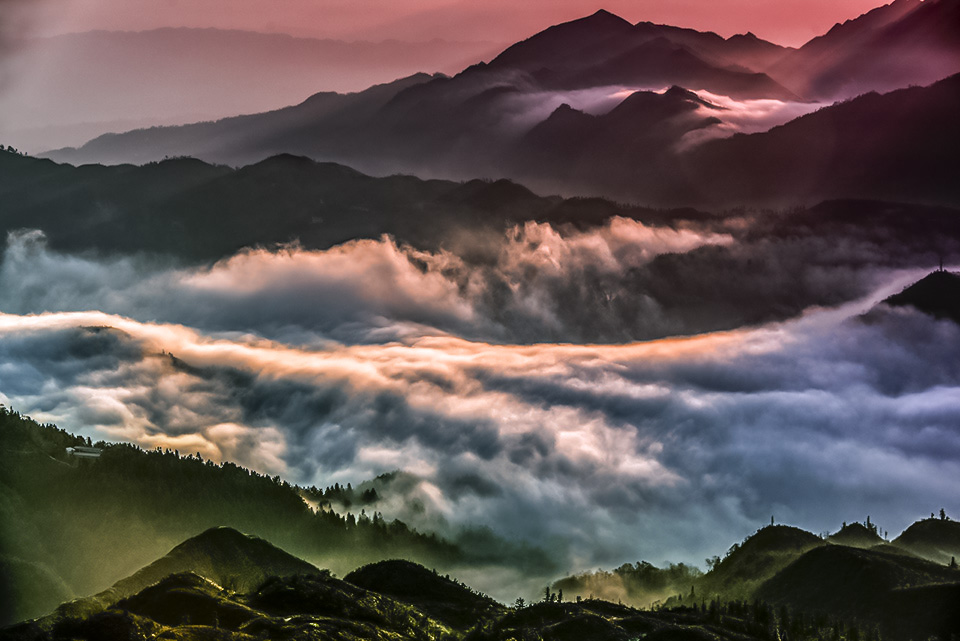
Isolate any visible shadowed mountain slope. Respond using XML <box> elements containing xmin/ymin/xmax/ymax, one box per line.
<box><xmin>893</xmin><ymin>517</ymin><xmax>960</xmax><ymax>565</ymax></box>
<box><xmin>827</xmin><ymin>522</ymin><xmax>885</xmax><ymax>549</ymax></box>
<box><xmin>757</xmin><ymin>544</ymin><xmax>960</xmax><ymax>625</ymax></box>
<box><xmin>883</xmin><ymin>270</ymin><xmax>960</xmax><ymax>325</ymax></box>
<box><xmin>695</xmin><ymin>526</ymin><xmax>825</xmax><ymax>600</ymax></box>
<box><xmin>769</xmin><ymin>0</ymin><xmax>960</xmax><ymax>100</ymax></box>
<box><xmin>345</xmin><ymin>560</ymin><xmax>504</xmax><ymax>629</ymax></box>
<box><xmin>683</xmin><ymin>73</ymin><xmax>960</xmax><ymax>208</ymax></box>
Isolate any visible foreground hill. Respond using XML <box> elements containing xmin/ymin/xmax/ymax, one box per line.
<box><xmin>0</xmin><ymin>407</ymin><xmax>547</xmax><ymax>626</ymax></box>
<box><xmin>826</xmin><ymin>522</ymin><xmax>885</xmax><ymax>549</ymax></box>
<box><xmin>5</xmin><ymin>523</ymin><xmax>959</xmax><ymax>641</ymax></box>
<box><xmin>345</xmin><ymin>560</ymin><xmax>504</xmax><ymax>629</ymax></box>
<box><xmin>893</xmin><ymin>517</ymin><xmax>960</xmax><ymax>565</ymax></box>
<box><xmin>757</xmin><ymin>544</ymin><xmax>960</xmax><ymax>636</ymax></box>
<box><xmin>695</xmin><ymin>526</ymin><xmax>826</xmax><ymax>602</ymax></box>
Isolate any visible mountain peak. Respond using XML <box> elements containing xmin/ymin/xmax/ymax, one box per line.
<box><xmin>586</xmin><ymin>8</ymin><xmax>631</xmax><ymax>24</ymax></box>
<box><xmin>828</xmin><ymin>521</ymin><xmax>884</xmax><ymax>548</ymax></box>
<box><xmin>107</xmin><ymin>526</ymin><xmax>319</xmax><ymax>602</ymax></box>
<box><xmin>893</xmin><ymin>515</ymin><xmax>960</xmax><ymax>564</ymax></box>
<box><xmin>883</xmin><ymin>269</ymin><xmax>960</xmax><ymax>323</ymax></box>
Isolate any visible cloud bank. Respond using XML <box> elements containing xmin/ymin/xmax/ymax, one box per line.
<box><xmin>1</xmin><ymin>223</ymin><xmax>958</xmax><ymax>591</ymax></box>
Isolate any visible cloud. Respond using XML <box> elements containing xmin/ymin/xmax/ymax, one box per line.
<box><xmin>0</xmin><ymin>221</ymin><xmax>733</xmax><ymax>344</ymax></box>
<box><xmin>2</xmin><ymin>279</ymin><xmax>959</xmax><ymax>578</ymax></box>
<box><xmin>1</xmin><ymin>224</ymin><xmax>959</xmax><ymax>600</ymax></box>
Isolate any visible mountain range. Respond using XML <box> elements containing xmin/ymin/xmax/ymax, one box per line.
<box><xmin>0</xmin><ymin>29</ymin><xmax>501</xmax><ymax>151</ymax></box>
<box><xmin>43</xmin><ymin>0</ymin><xmax>960</xmax><ymax>209</ymax></box>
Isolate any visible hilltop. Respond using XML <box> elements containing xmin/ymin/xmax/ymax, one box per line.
<box><xmin>827</xmin><ymin>521</ymin><xmax>885</xmax><ymax>549</ymax></box>
<box><xmin>345</xmin><ymin>560</ymin><xmax>504</xmax><ymax>629</ymax></box>
<box><xmin>883</xmin><ymin>270</ymin><xmax>960</xmax><ymax>324</ymax></box>
<box><xmin>894</xmin><ymin>516</ymin><xmax>960</xmax><ymax>565</ymax></box>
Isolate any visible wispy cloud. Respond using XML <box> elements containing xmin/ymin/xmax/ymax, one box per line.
<box><xmin>2</xmin><ymin>248</ymin><xmax>958</xmax><ymax>582</ymax></box>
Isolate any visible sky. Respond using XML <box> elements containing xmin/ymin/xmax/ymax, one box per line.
<box><xmin>40</xmin><ymin>0</ymin><xmax>889</xmax><ymax>47</ymax></box>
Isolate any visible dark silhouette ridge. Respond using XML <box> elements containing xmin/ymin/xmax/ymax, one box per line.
<box><xmin>883</xmin><ymin>270</ymin><xmax>960</xmax><ymax>324</ymax></box>
<box><xmin>695</xmin><ymin>525</ymin><xmax>826</xmax><ymax>600</ymax></box>
<box><xmin>345</xmin><ymin>560</ymin><xmax>504</xmax><ymax>629</ymax></box>
<box><xmin>682</xmin><ymin>72</ymin><xmax>960</xmax><ymax>209</ymax></box>
<box><xmin>757</xmin><ymin>544</ymin><xmax>960</xmax><ymax>623</ymax></box>
<box><xmin>827</xmin><ymin>522</ymin><xmax>885</xmax><ymax>549</ymax></box>
<box><xmin>893</xmin><ymin>516</ymin><xmax>960</xmax><ymax>564</ymax></box>
<box><xmin>768</xmin><ymin>0</ymin><xmax>960</xmax><ymax>99</ymax></box>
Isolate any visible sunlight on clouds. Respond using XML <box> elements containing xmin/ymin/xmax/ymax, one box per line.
<box><xmin>2</xmin><ymin>230</ymin><xmax>960</xmax><ymax>570</ymax></box>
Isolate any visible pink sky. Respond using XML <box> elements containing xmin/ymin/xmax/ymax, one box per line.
<box><xmin>49</xmin><ymin>0</ymin><xmax>892</xmax><ymax>47</ymax></box>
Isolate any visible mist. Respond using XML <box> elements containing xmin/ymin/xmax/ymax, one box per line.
<box><xmin>1</xmin><ymin>223</ymin><xmax>957</xmax><ymax>601</ymax></box>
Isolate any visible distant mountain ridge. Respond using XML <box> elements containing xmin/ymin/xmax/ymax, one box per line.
<box><xmin>769</xmin><ymin>0</ymin><xmax>960</xmax><ymax>99</ymax></box>
<box><xmin>1</xmin><ymin>28</ymin><xmax>502</xmax><ymax>151</ymax></box>
<box><xmin>44</xmin><ymin>48</ymin><xmax>960</xmax><ymax>209</ymax></box>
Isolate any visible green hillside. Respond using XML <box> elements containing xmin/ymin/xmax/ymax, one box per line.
<box><xmin>0</xmin><ymin>407</ymin><xmax>472</xmax><ymax>625</ymax></box>
<box><xmin>757</xmin><ymin>544</ymin><xmax>960</xmax><ymax>631</ymax></box>
<box><xmin>826</xmin><ymin>521</ymin><xmax>885</xmax><ymax>549</ymax></box>
<box><xmin>893</xmin><ymin>515</ymin><xmax>960</xmax><ymax>565</ymax></box>
<box><xmin>694</xmin><ymin>525</ymin><xmax>825</xmax><ymax>601</ymax></box>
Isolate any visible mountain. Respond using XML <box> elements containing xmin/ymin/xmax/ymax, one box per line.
<box><xmin>0</xmin><ymin>545</ymin><xmax>788</xmax><ymax>641</ymax></box>
<box><xmin>0</xmin><ymin>28</ymin><xmax>501</xmax><ymax>152</ymax></box>
<box><xmin>488</xmin><ymin>10</ymin><xmax>795</xmax><ymax>94</ymax></box>
<box><xmin>0</xmin><ymin>149</ymin><xmax>710</xmax><ymax>263</ymax></box>
<box><xmin>514</xmin><ymin>86</ymin><xmax>721</xmax><ymax>196</ymax></box>
<box><xmin>42</xmin><ymin>10</ymin><xmax>797</xmax><ymax>175</ymax></box>
<box><xmin>43</xmin><ymin>68</ymin><xmax>960</xmax><ymax>210</ymax></box>
<box><xmin>682</xmin><ymin>72</ymin><xmax>960</xmax><ymax>208</ymax></box>
<box><xmin>44</xmin><ymin>72</ymin><xmax>441</xmax><ymax>167</ymax></box>
<box><xmin>11</xmin><ymin>528</ymin><xmax>321</xmax><ymax>637</ymax></box>
<box><xmin>756</xmin><ymin>544</ymin><xmax>960</xmax><ymax>630</ymax></box>
<box><xmin>768</xmin><ymin>0</ymin><xmax>960</xmax><ymax>100</ymax></box>
<box><xmin>695</xmin><ymin>525</ymin><xmax>825</xmax><ymax>600</ymax></box>
<box><xmin>7</xmin><ymin>525</ymin><xmax>957</xmax><ymax>641</ymax></box>
<box><xmin>827</xmin><ymin>522</ymin><xmax>885</xmax><ymax>548</ymax></box>
<box><xmin>345</xmin><ymin>560</ymin><xmax>504</xmax><ymax>629</ymax></box>
<box><xmin>893</xmin><ymin>516</ymin><xmax>960</xmax><ymax>565</ymax></box>
<box><xmin>102</xmin><ymin>527</ymin><xmax>320</xmax><ymax>604</ymax></box>
<box><xmin>883</xmin><ymin>270</ymin><xmax>960</xmax><ymax>324</ymax></box>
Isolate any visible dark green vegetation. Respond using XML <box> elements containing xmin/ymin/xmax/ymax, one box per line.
<box><xmin>2</xmin><ymin>411</ymin><xmax>959</xmax><ymax>639</ymax></box>
<box><xmin>554</xmin><ymin>518</ymin><xmax>960</xmax><ymax>640</ymax></box>
<box><xmin>4</xmin><ymin>522</ymin><xmax>959</xmax><ymax>641</ymax></box>
<box><xmin>0</xmin><ymin>407</ymin><xmax>547</xmax><ymax>626</ymax></box>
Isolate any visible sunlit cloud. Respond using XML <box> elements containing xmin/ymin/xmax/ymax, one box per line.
<box><xmin>2</xmin><ymin>225</ymin><xmax>959</xmax><ymax>583</ymax></box>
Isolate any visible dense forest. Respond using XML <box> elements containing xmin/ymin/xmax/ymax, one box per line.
<box><xmin>0</xmin><ymin>406</ymin><xmax>502</xmax><ymax>624</ymax></box>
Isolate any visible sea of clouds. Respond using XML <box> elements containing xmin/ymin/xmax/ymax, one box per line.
<box><xmin>0</xmin><ymin>221</ymin><xmax>958</xmax><ymax>593</ymax></box>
